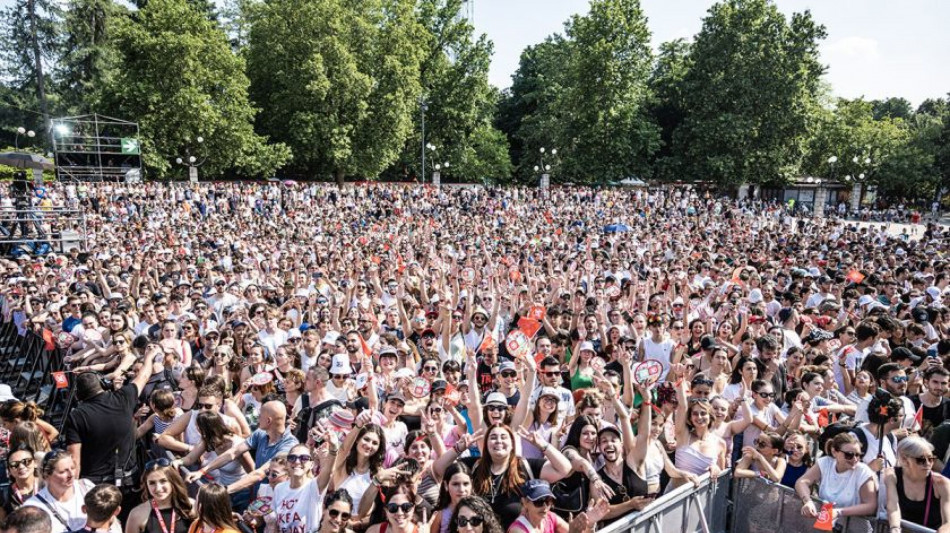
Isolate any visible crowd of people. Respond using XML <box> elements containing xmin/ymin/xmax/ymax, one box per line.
<box><xmin>0</xmin><ymin>181</ymin><xmax>947</xmax><ymax>533</ymax></box>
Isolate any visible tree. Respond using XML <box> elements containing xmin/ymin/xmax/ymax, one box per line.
<box><xmin>670</xmin><ymin>0</ymin><xmax>826</xmax><ymax>186</ymax></box>
<box><xmin>495</xmin><ymin>36</ymin><xmax>572</xmax><ymax>183</ymax></box>
<box><xmin>0</xmin><ymin>0</ymin><xmax>62</xmax><ymax>140</ymax></box>
<box><xmin>57</xmin><ymin>0</ymin><xmax>124</xmax><ymax>114</ymax></box>
<box><xmin>246</xmin><ymin>0</ymin><xmax>425</xmax><ymax>183</ymax></box>
<box><xmin>870</xmin><ymin>97</ymin><xmax>913</xmax><ymax>121</ymax></box>
<box><xmin>101</xmin><ymin>0</ymin><xmax>290</xmax><ymax>179</ymax></box>
<box><xmin>384</xmin><ymin>0</ymin><xmax>510</xmax><ymax>183</ymax></box>
<box><xmin>556</xmin><ymin>0</ymin><xmax>659</xmax><ymax>184</ymax></box>
<box><xmin>647</xmin><ymin>38</ymin><xmax>690</xmax><ymax>181</ymax></box>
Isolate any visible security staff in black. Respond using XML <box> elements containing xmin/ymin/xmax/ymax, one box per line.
<box><xmin>62</xmin><ymin>352</ymin><xmax>157</xmax><ymax>522</ymax></box>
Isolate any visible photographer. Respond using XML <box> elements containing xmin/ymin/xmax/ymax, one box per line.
<box><xmin>62</xmin><ymin>342</ymin><xmax>158</xmax><ymax>521</ymax></box>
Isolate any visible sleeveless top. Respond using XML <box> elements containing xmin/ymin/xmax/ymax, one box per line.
<box><xmin>780</xmin><ymin>463</ymin><xmax>808</xmax><ymax>489</ymax></box>
<box><xmin>599</xmin><ymin>462</ymin><xmax>650</xmax><ymax>503</ymax></box>
<box><xmin>508</xmin><ymin>514</ymin><xmax>556</xmax><ymax>533</ymax></box>
<box><xmin>895</xmin><ymin>467</ymin><xmax>942</xmax><ymax>530</ymax></box>
<box><xmin>153</xmin><ymin>415</ymin><xmax>176</xmax><ymax>435</ymax></box>
<box><xmin>674</xmin><ymin>436</ymin><xmax>716</xmax><ymax>476</ymax></box>
<box><xmin>338</xmin><ymin>470</ymin><xmax>372</xmax><ymax>511</ymax></box>
<box><xmin>145</xmin><ymin>507</ymin><xmax>191</xmax><ymax>533</ymax></box>
<box><xmin>438</xmin><ymin>508</ymin><xmax>452</xmax><ymax>533</ymax></box>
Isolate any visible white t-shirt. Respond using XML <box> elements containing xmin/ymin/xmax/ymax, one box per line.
<box><xmin>738</xmin><ymin>402</ymin><xmax>783</xmax><ymax>448</ymax></box>
<box><xmin>815</xmin><ymin>456</ymin><xmax>874</xmax><ymax>508</ymax></box>
<box><xmin>273</xmin><ymin>478</ymin><xmax>324</xmax><ymax>533</ymax></box>
<box><xmin>24</xmin><ymin>480</ymin><xmax>122</xmax><ymax>533</ymax></box>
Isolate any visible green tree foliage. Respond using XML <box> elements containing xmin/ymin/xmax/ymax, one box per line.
<box><xmin>101</xmin><ymin>0</ymin><xmax>289</xmax><ymax>179</ymax></box>
<box><xmin>871</xmin><ymin>97</ymin><xmax>913</xmax><ymax>121</ymax></box>
<box><xmin>647</xmin><ymin>38</ymin><xmax>690</xmax><ymax>181</ymax></box>
<box><xmin>246</xmin><ymin>0</ymin><xmax>425</xmax><ymax>183</ymax></box>
<box><xmin>57</xmin><ymin>0</ymin><xmax>124</xmax><ymax>114</ymax></box>
<box><xmin>557</xmin><ymin>0</ymin><xmax>658</xmax><ymax>184</ymax></box>
<box><xmin>670</xmin><ymin>0</ymin><xmax>826</xmax><ymax>186</ymax></box>
<box><xmin>386</xmin><ymin>0</ymin><xmax>510</xmax><ymax>183</ymax></box>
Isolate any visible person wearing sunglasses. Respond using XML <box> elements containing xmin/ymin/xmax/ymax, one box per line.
<box><xmin>125</xmin><ymin>459</ymin><xmax>195</xmax><ymax>533</ymax></box>
<box><xmin>883</xmin><ymin>436</ymin><xmax>950</xmax><ymax>531</ymax></box>
<box><xmin>734</xmin><ymin>432</ymin><xmax>787</xmax><ymax>483</ymax></box>
<box><xmin>364</xmin><ymin>486</ymin><xmax>418</xmax><ymax>533</ymax></box>
<box><xmin>0</xmin><ymin>446</ymin><xmax>39</xmax><ymax>520</ymax></box>
<box><xmin>854</xmin><ymin>363</ymin><xmax>917</xmax><ymax>433</ymax></box>
<box><xmin>317</xmin><ymin>489</ymin><xmax>354</xmax><ymax>533</ymax></box>
<box><xmin>796</xmin><ymin>432</ymin><xmax>877</xmax><ymax>524</ymax></box>
<box><xmin>738</xmin><ymin>380</ymin><xmax>800</xmax><ymax>451</ymax></box>
<box><xmin>508</xmin><ymin>480</ymin><xmax>569</xmax><ymax>533</ymax></box>
<box><xmin>446</xmin><ymin>496</ymin><xmax>503</xmax><ymax>533</ymax></box>
<box><xmin>272</xmin><ymin>443</ymin><xmax>334</xmax><ymax>533</ymax></box>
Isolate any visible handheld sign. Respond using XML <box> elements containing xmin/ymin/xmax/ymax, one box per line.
<box><xmin>462</xmin><ymin>267</ymin><xmax>476</xmax><ymax>282</ymax></box>
<box><xmin>53</xmin><ymin>371</ymin><xmax>69</xmax><ymax>389</ymax></box>
<box><xmin>505</xmin><ymin>330</ymin><xmax>532</xmax><ymax>359</ymax></box>
<box><xmin>527</xmin><ymin>305</ymin><xmax>546</xmax><ymax>321</ymax></box>
<box><xmin>633</xmin><ymin>360</ymin><xmax>663</xmax><ymax>386</ymax></box>
<box><xmin>411</xmin><ymin>377</ymin><xmax>431</xmax><ymax>398</ymax></box>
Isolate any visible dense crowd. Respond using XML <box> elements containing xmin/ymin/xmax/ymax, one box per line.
<box><xmin>0</xmin><ymin>181</ymin><xmax>948</xmax><ymax>533</ymax></box>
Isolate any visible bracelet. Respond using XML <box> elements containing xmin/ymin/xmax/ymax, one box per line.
<box><xmin>371</xmin><ymin>475</ymin><xmax>381</xmax><ymax>487</ymax></box>
<box><xmin>540</xmin><ymin>443</ymin><xmax>549</xmax><ymax>453</ymax></box>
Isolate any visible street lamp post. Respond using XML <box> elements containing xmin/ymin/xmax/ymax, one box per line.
<box><xmin>433</xmin><ymin>161</ymin><xmax>449</xmax><ymax>187</ymax></box>
<box><xmin>843</xmin><ymin>155</ymin><xmax>873</xmax><ymax>214</ymax></box>
<box><xmin>175</xmin><ymin>136</ymin><xmax>205</xmax><ymax>182</ymax></box>
<box><xmin>420</xmin><ymin>98</ymin><xmax>428</xmax><ymax>184</ymax></box>
<box><xmin>14</xmin><ymin>127</ymin><xmax>36</xmax><ymax>150</ymax></box>
<box><xmin>534</xmin><ymin>147</ymin><xmax>557</xmax><ymax>188</ymax></box>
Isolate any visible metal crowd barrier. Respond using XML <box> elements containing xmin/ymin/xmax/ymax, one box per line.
<box><xmin>599</xmin><ymin>472</ymin><xmax>730</xmax><ymax>533</ymax></box>
<box><xmin>0</xmin><ymin>296</ymin><xmax>77</xmax><ymax>433</ymax></box>
<box><xmin>730</xmin><ymin>475</ymin><xmax>935</xmax><ymax>533</ymax></box>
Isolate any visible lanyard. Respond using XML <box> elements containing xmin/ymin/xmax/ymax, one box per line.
<box><xmin>151</xmin><ymin>500</ymin><xmax>177</xmax><ymax>533</ymax></box>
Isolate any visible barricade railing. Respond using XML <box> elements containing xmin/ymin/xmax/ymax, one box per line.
<box><xmin>0</xmin><ymin>296</ymin><xmax>76</xmax><ymax>434</ymax></box>
<box><xmin>730</xmin><ymin>475</ymin><xmax>935</xmax><ymax>533</ymax></box>
<box><xmin>599</xmin><ymin>472</ymin><xmax>730</xmax><ymax>533</ymax></box>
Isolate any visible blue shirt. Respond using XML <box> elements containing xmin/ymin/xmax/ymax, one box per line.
<box><xmin>245</xmin><ymin>428</ymin><xmax>298</xmax><ymax>468</ymax></box>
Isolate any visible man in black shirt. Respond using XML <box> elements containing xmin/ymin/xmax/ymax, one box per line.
<box><xmin>63</xmin><ymin>346</ymin><xmax>155</xmax><ymax>517</ymax></box>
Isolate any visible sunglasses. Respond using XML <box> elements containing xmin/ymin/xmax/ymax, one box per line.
<box><xmin>692</xmin><ymin>379</ymin><xmax>714</xmax><ymax>387</ymax></box>
<box><xmin>145</xmin><ymin>458</ymin><xmax>172</xmax><ymax>470</ymax></box>
<box><xmin>486</xmin><ymin>405</ymin><xmax>507</xmax><ymax>413</ymax></box>
<box><xmin>539</xmin><ymin>371</ymin><xmax>560</xmax><ymax>377</ymax></box>
<box><xmin>457</xmin><ymin>516</ymin><xmax>484</xmax><ymax>528</ymax></box>
<box><xmin>500</xmin><ymin>371</ymin><xmax>517</xmax><ymax>378</ymax></box>
<box><xmin>385</xmin><ymin>502</ymin><xmax>414</xmax><ymax>514</ymax></box>
<box><xmin>287</xmin><ymin>454</ymin><xmax>312</xmax><ymax>464</ymax></box>
<box><xmin>755</xmin><ymin>391</ymin><xmax>776</xmax><ymax>399</ymax></box>
<box><xmin>267</xmin><ymin>470</ymin><xmax>285</xmax><ymax>477</ymax></box>
<box><xmin>531</xmin><ymin>499</ymin><xmax>555</xmax><ymax>508</ymax></box>
<box><xmin>8</xmin><ymin>458</ymin><xmax>33</xmax><ymax>470</ymax></box>
<box><xmin>913</xmin><ymin>455</ymin><xmax>936</xmax><ymax>466</ymax></box>
<box><xmin>197</xmin><ymin>402</ymin><xmax>216</xmax><ymax>410</ymax></box>
<box><xmin>890</xmin><ymin>376</ymin><xmax>908</xmax><ymax>383</ymax></box>
<box><xmin>328</xmin><ymin>509</ymin><xmax>352</xmax><ymax>521</ymax></box>
<box><xmin>838</xmin><ymin>450</ymin><xmax>860</xmax><ymax>461</ymax></box>
<box><xmin>423</xmin><ymin>366</ymin><xmax>439</xmax><ymax>373</ymax></box>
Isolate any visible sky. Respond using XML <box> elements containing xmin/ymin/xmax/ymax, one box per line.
<box><xmin>471</xmin><ymin>0</ymin><xmax>950</xmax><ymax>106</ymax></box>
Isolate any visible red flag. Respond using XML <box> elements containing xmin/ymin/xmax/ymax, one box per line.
<box><xmin>914</xmin><ymin>405</ymin><xmax>924</xmax><ymax>429</ymax></box>
<box><xmin>817</xmin><ymin>408</ymin><xmax>830</xmax><ymax>428</ymax></box>
<box><xmin>846</xmin><ymin>270</ymin><xmax>866</xmax><ymax>284</ymax></box>
<box><xmin>517</xmin><ymin>318</ymin><xmax>542</xmax><ymax>339</ymax></box>
<box><xmin>813</xmin><ymin>502</ymin><xmax>834</xmax><ymax>531</ymax></box>
<box><xmin>42</xmin><ymin>328</ymin><xmax>55</xmax><ymax>351</ymax></box>
<box><xmin>526</xmin><ymin>305</ymin><xmax>547</xmax><ymax>322</ymax></box>
<box><xmin>478</xmin><ymin>332</ymin><xmax>495</xmax><ymax>354</ymax></box>
<box><xmin>52</xmin><ymin>372</ymin><xmax>68</xmax><ymax>389</ymax></box>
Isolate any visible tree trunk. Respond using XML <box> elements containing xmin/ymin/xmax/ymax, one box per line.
<box><xmin>334</xmin><ymin>168</ymin><xmax>345</xmax><ymax>186</ymax></box>
<box><xmin>27</xmin><ymin>0</ymin><xmax>50</xmax><ymax>129</ymax></box>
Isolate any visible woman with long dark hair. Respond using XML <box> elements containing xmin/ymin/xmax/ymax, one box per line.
<box><xmin>331</xmin><ymin>423</ymin><xmax>387</xmax><ymax>519</ymax></box>
<box><xmin>430</xmin><ymin>463</ymin><xmax>472</xmax><ymax>533</ymax></box>
<box><xmin>446</xmin><ymin>496</ymin><xmax>503</xmax><ymax>533</ymax></box>
<box><xmin>189</xmin><ymin>483</ymin><xmax>239</xmax><ymax>533</ymax></box>
<box><xmin>432</xmin><ymin>424</ymin><xmax>572</xmax><ymax>530</ymax></box>
<box><xmin>172</xmin><ymin>411</ymin><xmax>253</xmax><ymax>509</ymax></box>
<box><xmin>0</xmin><ymin>445</ymin><xmax>39</xmax><ymax>521</ymax></box>
<box><xmin>365</xmin><ymin>486</ymin><xmax>420</xmax><ymax>533</ymax></box>
<box><xmin>318</xmin><ymin>490</ymin><xmax>355</xmax><ymax>533</ymax></box>
<box><xmin>125</xmin><ymin>460</ymin><xmax>194</xmax><ymax>533</ymax></box>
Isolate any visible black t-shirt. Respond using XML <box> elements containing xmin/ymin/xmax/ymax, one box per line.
<box><xmin>910</xmin><ymin>394</ymin><xmax>949</xmax><ymax>436</ymax></box>
<box><xmin>459</xmin><ymin>456</ymin><xmax>545</xmax><ymax>530</ymax></box>
<box><xmin>63</xmin><ymin>383</ymin><xmax>139</xmax><ymax>479</ymax></box>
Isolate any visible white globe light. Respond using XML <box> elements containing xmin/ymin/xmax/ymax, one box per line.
<box><xmin>188</xmin><ymin>156</ymin><xmax>197</xmax><ymax>164</ymax></box>
<box><xmin>859</xmin><ymin>173</ymin><xmax>865</xmax><ymax>179</ymax></box>
<box><xmin>827</xmin><ymin>156</ymin><xmax>837</xmax><ymax>164</ymax></box>
<box><xmin>434</xmin><ymin>164</ymin><xmax>441</xmax><ymax>171</ymax></box>
<box><xmin>545</xmin><ymin>164</ymin><xmax>551</xmax><ymax>171</ymax></box>
<box><xmin>175</xmin><ymin>157</ymin><xmax>183</xmax><ymax>165</ymax></box>
<box><xmin>539</xmin><ymin>147</ymin><xmax>545</xmax><ymax>154</ymax></box>
<box><xmin>816</xmin><ymin>179</ymin><xmax>822</xmax><ymax>185</ymax></box>
<box><xmin>852</xmin><ymin>156</ymin><xmax>859</xmax><ymax>164</ymax></box>
<box><xmin>197</xmin><ymin>136</ymin><xmax>204</xmax><ymax>143</ymax></box>
<box><xmin>805</xmin><ymin>177</ymin><xmax>814</xmax><ymax>184</ymax></box>
<box><xmin>533</xmin><ymin>166</ymin><xmax>539</xmax><ymax>172</ymax></box>
<box><xmin>444</xmin><ymin>162</ymin><xmax>449</xmax><ymax>168</ymax></box>
<box><xmin>844</xmin><ymin>175</ymin><xmax>851</xmax><ymax>181</ymax></box>
<box><xmin>551</xmin><ymin>149</ymin><xmax>557</xmax><ymax>155</ymax></box>
<box><xmin>27</xmin><ymin>131</ymin><xmax>34</xmax><ymax>138</ymax></box>
<box><xmin>864</xmin><ymin>157</ymin><xmax>871</xmax><ymax>165</ymax></box>
<box><xmin>16</xmin><ymin>127</ymin><xmax>25</xmax><ymax>134</ymax></box>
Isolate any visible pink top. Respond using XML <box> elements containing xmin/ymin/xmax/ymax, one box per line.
<box><xmin>507</xmin><ymin>514</ymin><xmax>556</xmax><ymax>533</ymax></box>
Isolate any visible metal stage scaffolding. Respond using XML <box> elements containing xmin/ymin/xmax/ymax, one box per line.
<box><xmin>51</xmin><ymin>114</ymin><xmax>142</xmax><ymax>183</ymax></box>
